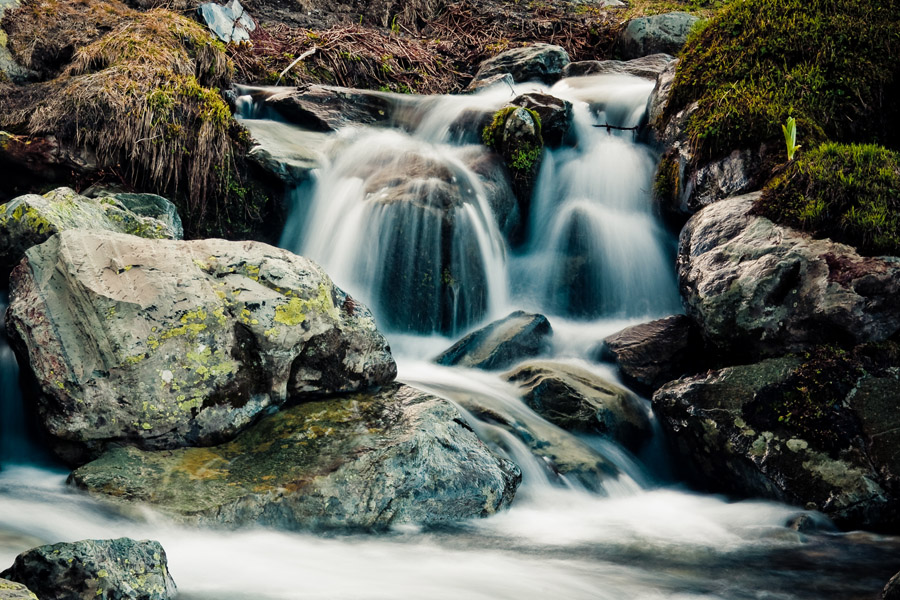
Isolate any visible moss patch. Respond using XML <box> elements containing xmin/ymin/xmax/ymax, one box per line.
<box><xmin>664</xmin><ymin>0</ymin><xmax>900</xmax><ymax>162</ymax></box>
<box><xmin>755</xmin><ymin>143</ymin><xmax>900</xmax><ymax>256</ymax></box>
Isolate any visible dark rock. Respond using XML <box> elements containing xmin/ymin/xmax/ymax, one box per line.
<box><xmin>0</xmin><ymin>580</ymin><xmax>37</xmax><ymax>600</ymax></box>
<box><xmin>469</xmin><ymin>43</ymin><xmax>569</xmax><ymax>88</ymax></box>
<box><xmin>1</xmin><ymin>538</ymin><xmax>176</xmax><ymax>600</ymax></box>
<box><xmin>599</xmin><ymin>314</ymin><xmax>702</xmax><ymax>393</ymax></box>
<box><xmin>435</xmin><ymin>310</ymin><xmax>552</xmax><ymax>370</ymax></box>
<box><xmin>7</xmin><ymin>230</ymin><xmax>396</xmax><ymax>462</ymax></box>
<box><xmin>505</xmin><ymin>360</ymin><xmax>652</xmax><ymax>451</ymax></box>
<box><xmin>70</xmin><ymin>384</ymin><xmax>521</xmax><ymax>530</ymax></box>
<box><xmin>457</xmin><ymin>146</ymin><xmax>519</xmax><ymax>238</ymax></box>
<box><xmin>884</xmin><ymin>572</ymin><xmax>900</xmax><ymax>600</ymax></box>
<box><xmin>618</xmin><ymin>12</ymin><xmax>700</xmax><ymax>59</ymax></box>
<box><xmin>562</xmin><ymin>54</ymin><xmax>675</xmax><ymax>81</ymax></box>
<box><xmin>679</xmin><ymin>193</ymin><xmax>900</xmax><ymax>358</ymax></box>
<box><xmin>509</xmin><ymin>92</ymin><xmax>573</xmax><ymax>148</ymax></box>
<box><xmin>482</xmin><ymin>106</ymin><xmax>544</xmax><ymax>219</ymax></box>
<box><xmin>653</xmin><ymin>358</ymin><xmax>900</xmax><ymax>531</ymax></box>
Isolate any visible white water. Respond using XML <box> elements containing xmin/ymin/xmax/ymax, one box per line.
<box><xmin>2</xmin><ymin>75</ymin><xmax>899</xmax><ymax>598</ymax></box>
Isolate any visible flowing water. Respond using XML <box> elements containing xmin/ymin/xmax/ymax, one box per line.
<box><xmin>1</xmin><ymin>75</ymin><xmax>899</xmax><ymax>598</ymax></box>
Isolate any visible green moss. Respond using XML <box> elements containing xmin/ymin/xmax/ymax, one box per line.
<box><xmin>482</xmin><ymin>105</ymin><xmax>544</xmax><ymax>176</ymax></box>
<box><xmin>653</xmin><ymin>150</ymin><xmax>681</xmax><ymax>207</ymax></box>
<box><xmin>665</xmin><ymin>0</ymin><xmax>900</xmax><ymax>162</ymax></box>
<box><xmin>755</xmin><ymin>143</ymin><xmax>900</xmax><ymax>255</ymax></box>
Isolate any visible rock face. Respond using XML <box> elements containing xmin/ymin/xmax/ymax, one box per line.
<box><xmin>618</xmin><ymin>12</ymin><xmax>700</xmax><ymax>59</ymax></box>
<box><xmin>562</xmin><ymin>54</ymin><xmax>674</xmax><ymax>81</ymax></box>
<box><xmin>505</xmin><ymin>361</ymin><xmax>651</xmax><ymax>451</ymax></box>
<box><xmin>653</xmin><ymin>358</ymin><xmax>900</xmax><ymax>531</ymax></box>
<box><xmin>1</xmin><ymin>538</ymin><xmax>176</xmax><ymax>600</ymax></box>
<box><xmin>0</xmin><ymin>187</ymin><xmax>181</xmax><ymax>279</ymax></box>
<box><xmin>469</xmin><ymin>43</ymin><xmax>570</xmax><ymax>88</ymax></box>
<box><xmin>70</xmin><ymin>384</ymin><xmax>522</xmax><ymax>530</ymax></box>
<box><xmin>679</xmin><ymin>194</ymin><xmax>900</xmax><ymax>358</ymax></box>
<box><xmin>7</xmin><ymin>229</ymin><xmax>396</xmax><ymax>461</ymax></box>
<box><xmin>509</xmin><ymin>92</ymin><xmax>572</xmax><ymax>148</ymax></box>
<box><xmin>435</xmin><ymin>311</ymin><xmax>552</xmax><ymax>370</ymax></box>
<box><xmin>599</xmin><ymin>314</ymin><xmax>702</xmax><ymax>393</ymax></box>
<box><xmin>0</xmin><ymin>580</ymin><xmax>37</xmax><ymax>600</ymax></box>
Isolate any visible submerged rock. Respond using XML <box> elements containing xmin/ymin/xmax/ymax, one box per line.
<box><xmin>435</xmin><ymin>311</ymin><xmax>552</xmax><ymax>370</ymax></box>
<box><xmin>618</xmin><ymin>12</ymin><xmax>699</xmax><ymax>59</ymax></box>
<box><xmin>505</xmin><ymin>361</ymin><xmax>651</xmax><ymax>452</ymax></box>
<box><xmin>7</xmin><ymin>229</ymin><xmax>395</xmax><ymax>462</ymax></box>
<box><xmin>679</xmin><ymin>193</ymin><xmax>900</xmax><ymax>358</ymax></box>
<box><xmin>598</xmin><ymin>314</ymin><xmax>702</xmax><ymax>393</ymax></box>
<box><xmin>1</xmin><ymin>538</ymin><xmax>176</xmax><ymax>600</ymax></box>
<box><xmin>653</xmin><ymin>356</ymin><xmax>900</xmax><ymax>531</ymax></box>
<box><xmin>0</xmin><ymin>580</ymin><xmax>37</xmax><ymax>600</ymax></box>
<box><xmin>0</xmin><ymin>187</ymin><xmax>181</xmax><ymax>280</ymax></box>
<box><xmin>509</xmin><ymin>92</ymin><xmax>573</xmax><ymax>148</ymax></box>
<box><xmin>469</xmin><ymin>43</ymin><xmax>570</xmax><ymax>88</ymax></box>
<box><xmin>70</xmin><ymin>384</ymin><xmax>521</xmax><ymax>530</ymax></box>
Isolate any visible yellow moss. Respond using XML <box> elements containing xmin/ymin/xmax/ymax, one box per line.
<box><xmin>274</xmin><ymin>283</ymin><xmax>337</xmax><ymax>326</ymax></box>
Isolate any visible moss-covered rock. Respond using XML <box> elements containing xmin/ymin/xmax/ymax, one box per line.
<box><xmin>482</xmin><ymin>105</ymin><xmax>544</xmax><ymax>222</ymax></box>
<box><xmin>7</xmin><ymin>229</ymin><xmax>396</xmax><ymax>463</ymax></box>
<box><xmin>755</xmin><ymin>143</ymin><xmax>900</xmax><ymax>256</ymax></box>
<box><xmin>69</xmin><ymin>384</ymin><xmax>522</xmax><ymax>531</ymax></box>
<box><xmin>663</xmin><ymin>0</ymin><xmax>900</xmax><ymax>163</ymax></box>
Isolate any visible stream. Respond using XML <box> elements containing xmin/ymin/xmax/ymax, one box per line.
<box><xmin>1</xmin><ymin>74</ymin><xmax>899</xmax><ymax>598</ymax></box>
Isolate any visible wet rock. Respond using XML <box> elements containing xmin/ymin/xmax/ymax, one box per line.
<box><xmin>618</xmin><ymin>12</ymin><xmax>700</xmax><ymax>59</ymax></box>
<box><xmin>562</xmin><ymin>54</ymin><xmax>675</xmax><ymax>81</ymax></box>
<box><xmin>198</xmin><ymin>0</ymin><xmax>255</xmax><ymax>44</ymax></box>
<box><xmin>435</xmin><ymin>311</ymin><xmax>552</xmax><ymax>370</ymax></box>
<box><xmin>679</xmin><ymin>193</ymin><xmax>900</xmax><ymax>358</ymax></box>
<box><xmin>648</xmin><ymin>59</ymin><xmax>677</xmax><ymax>131</ymax></box>
<box><xmin>7</xmin><ymin>229</ymin><xmax>395</xmax><ymax>462</ymax></box>
<box><xmin>0</xmin><ymin>187</ymin><xmax>181</xmax><ymax>281</ymax></box>
<box><xmin>653</xmin><ymin>358</ymin><xmax>900</xmax><ymax>531</ymax></box>
<box><xmin>482</xmin><ymin>106</ymin><xmax>544</xmax><ymax>216</ymax></box>
<box><xmin>509</xmin><ymin>92</ymin><xmax>573</xmax><ymax>148</ymax></box>
<box><xmin>70</xmin><ymin>384</ymin><xmax>521</xmax><ymax>531</ymax></box>
<box><xmin>505</xmin><ymin>360</ymin><xmax>652</xmax><ymax>452</ymax></box>
<box><xmin>466</xmin><ymin>73</ymin><xmax>514</xmax><ymax>93</ymax></box>
<box><xmin>599</xmin><ymin>314</ymin><xmax>702</xmax><ymax>393</ymax></box>
<box><xmin>239</xmin><ymin>118</ymin><xmax>329</xmax><ymax>184</ymax></box>
<box><xmin>457</xmin><ymin>146</ymin><xmax>519</xmax><ymax>238</ymax></box>
<box><xmin>0</xmin><ymin>580</ymin><xmax>36</xmax><ymax>600</ymax></box>
<box><xmin>469</xmin><ymin>43</ymin><xmax>570</xmax><ymax>88</ymax></box>
<box><xmin>1</xmin><ymin>538</ymin><xmax>176</xmax><ymax>600</ymax></box>
<box><xmin>884</xmin><ymin>572</ymin><xmax>900</xmax><ymax>600</ymax></box>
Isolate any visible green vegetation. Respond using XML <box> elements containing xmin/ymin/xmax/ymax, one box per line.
<box><xmin>664</xmin><ymin>0</ymin><xmax>900</xmax><ymax>162</ymax></box>
<box><xmin>756</xmin><ymin>143</ymin><xmax>900</xmax><ymax>256</ymax></box>
<box><xmin>482</xmin><ymin>105</ymin><xmax>544</xmax><ymax>175</ymax></box>
<box><xmin>782</xmin><ymin>116</ymin><xmax>800</xmax><ymax>162</ymax></box>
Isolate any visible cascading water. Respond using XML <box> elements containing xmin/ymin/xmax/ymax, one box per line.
<box><xmin>2</xmin><ymin>74</ymin><xmax>900</xmax><ymax>599</ymax></box>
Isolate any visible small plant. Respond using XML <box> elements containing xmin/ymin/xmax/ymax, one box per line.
<box><xmin>782</xmin><ymin>116</ymin><xmax>800</xmax><ymax>161</ymax></box>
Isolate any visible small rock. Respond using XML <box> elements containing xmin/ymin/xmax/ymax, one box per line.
<box><xmin>466</xmin><ymin>73</ymin><xmax>515</xmax><ymax>93</ymax></box>
<box><xmin>435</xmin><ymin>310</ymin><xmax>552</xmax><ymax>370</ymax></box>
<box><xmin>509</xmin><ymin>92</ymin><xmax>573</xmax><ymax>148</ymax></box>
<box><xmin>1</xmin><ymin>538</ymin><xmax>176</xmax><ymax>600</ymax></box>
<box><xmin>618</xmin><ymin>12</ymin><xmax>700</xmax><ymax>59</ymax></box>
<box><xmin>469</xmin><ymin>43</ymin><xmax>570</xmax><ymax>88</ymax></box>
<box><xmin>198</xmin><ymin>0</ymin><xmax>255</xmax><ymax>44</ymax></box>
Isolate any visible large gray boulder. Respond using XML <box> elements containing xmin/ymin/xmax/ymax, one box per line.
<box><xmin>505</xmin><ymin>361</ymin><xmax>652</xmax><ymax>452</ymax></box>
<box><xmin>0</xmin><ymin>580</ymin><xmax>36</xmax><ymax>600</ymax></box>
<box><xmin>679</xmin><ymin>193</ymin><xmax>900</xmax><ymax>358</ymax></box>
<box><xmin>599</xmin><ymin>314</ymin><xmax>702</xmax><ymax>393</ymax></box>
<box><xmin>469</xmin><ymin>43</ymin><xmax>570</xmax><ymax>88</ymax></box>
<box><xmin>1</xmin><ymin>538</ymin><xmax>176</xmax><ymax>600</ymax></box>
<box><xmin>618</xmin><ymin>12</ymin><xmax>700</xmax><ymax>59</ymax></box>
<box><xmin>435</xmin><ymin>311</ymin><xmax>552</xmax><ymax>370</ymax></box>
<box><xmin>653</xmin><ymin>355</ymin><xmax>900</xmax><ymax>531</ymax></box>
<box><xmin>0</xmin><ymin>187</ymin><xmax>181</xmax><ymax>279</ymax></box>
<box><xmin>70</xmin><ymin>384</ymin><xmax>522</xmax><ymax>531</ymax></box>
<box><xmin>7</xmin><ymin>229</ymin><xmax>396</xmax><ymax>462</ymax></box>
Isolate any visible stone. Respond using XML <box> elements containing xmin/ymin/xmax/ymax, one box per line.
<box><xmin>197</xmin><ymin>0</ymin><xmax>256</xmax><ymax>44</ymax></box>
<box><xmin>679</xmin><ymin>193</ymin><xmax>900</xmax><ymax>358</ymax></box>
<box><xmin>435</xmin><ymin>311</ymin><xmax>552</xmax><ymax>370</ymax></box>
<box><xmin>652</xmin><ymin>358</ymin><xmax>900</xmax><ymax>531</ymax></box>
<box><xmin>599</xmin><ymin>314</ymin><xmax>702</xmax><ymax>393</ymax></box>
<box><xmin>0</xmin><ymin>0</ymin><xmax>37</xmax><ymax>83</ymax></box>
<box><xmin>483</xmin><ymin>106</ymin><xmax>544</xmax><ymax>216</ymax></box>
<box><xmin>562</xmin><ymin>54</ymin><xmax>675</xmax><ymax>81</ymax></box>
<box><xmin>465</xmin><ymin>72</ymin><xmax>515</xmax><ymax>93</ymax></box>
<box><xmin>457</xmin><ymin>146</ymin><xmax>519</xmax><ymax>238</ymax></box>
<box><xmin>618</xmin><ymin>12</ymin><xmax>700</xmax><ymax>59</ymax></box>
<box><xmin>1</xmin><ymin>538</ymin><xmax>176</xmax><ymax>600</ymax></box>
<box><xmin>884</xmin><ymin>572</ymin><xmax>900</xmax><ymax>600</ymax></box>
<box><xmin>7</xmin><ymin>229</ymin><xmax>396</xmax><ymax>462</ymax></box>
<box><xmin>469</xmin><ymin>43</ymin><xmax>570</xmax><ymax>88</ymax></box>
<box><xmin>505</xmin><ymin>361</ymin><xmax>652</xmax><ymax>451</ymax></box>
<box><xmin>70</xmin><ymin>384</ymin><xmax>521</xmax><ymax>530</ymax></box>
<box><xmin>91</xmin><ymin>192</ymin><xmax>184</xmax><ymax>241</ymax></box>
<box><xmin>509</xmin><ymin>92</ymin><xmax>573</xmax><ymax>148</ymax></box>
<box><xmin>239</xmin><ymin>118</ymin><xmax>329</xmax><ymax>184</ymax></box>
<box><xmin>0</xmin><ymin>580</ymin><xmax>37</xmax><ymax>600</ymax></box>
<box><xmin>0</xmin><ymin>187</ymin><xmax>181</xmax><ymax>281</ymax></box>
